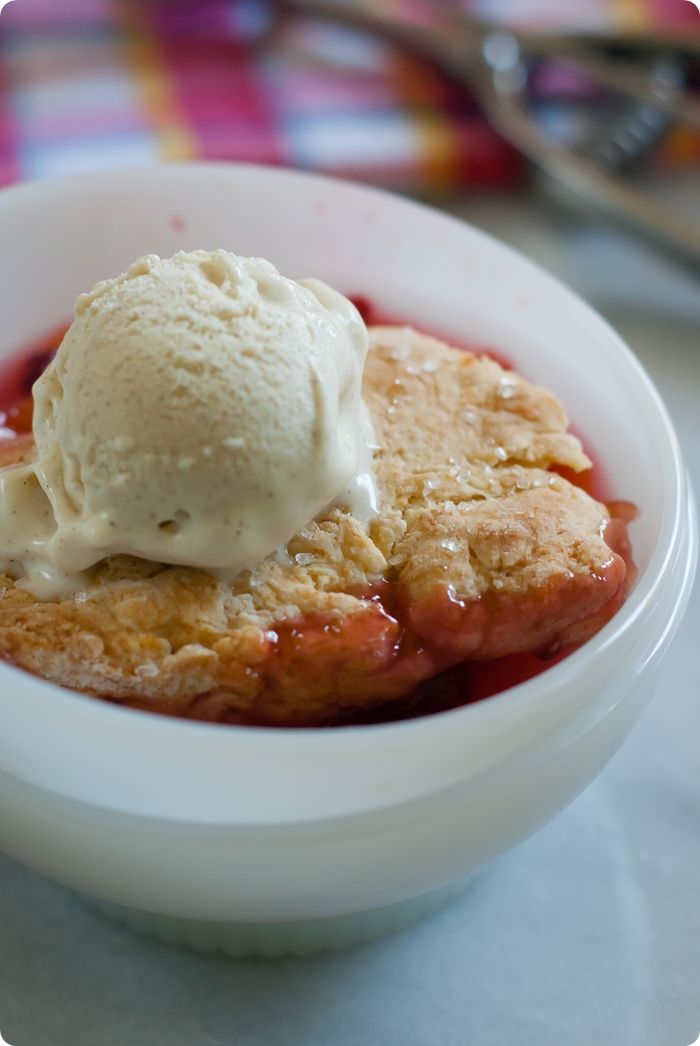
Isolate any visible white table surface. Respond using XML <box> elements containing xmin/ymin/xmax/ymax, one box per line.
<box><xmin>0</xmin><ymin>193</ymin><xmax>698</xmax><ymax>1046</ymax></box>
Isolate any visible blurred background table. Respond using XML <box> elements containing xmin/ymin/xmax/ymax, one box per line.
<box><xmin>0</xmin><ymin>2</ymin><xmax>698</xmax><ymax>1044</ymax></box>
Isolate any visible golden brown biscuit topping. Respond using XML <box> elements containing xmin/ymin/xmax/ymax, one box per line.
<box><xmin>0</xmin><ymin>327</ymin><xmax>632</xmax><ymax>725</ymax></box>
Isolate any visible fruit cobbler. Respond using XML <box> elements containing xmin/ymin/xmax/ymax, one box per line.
<box><xmin>0</xmin><ymin>252</ymin><xmax>634</xmax><ymax>726</ymax></box>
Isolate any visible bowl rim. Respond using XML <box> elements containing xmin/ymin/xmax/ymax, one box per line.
<box><xmin>0</xmin><ymin>163</ymin><xmax>694</xmax><ymax>821</ymax></box>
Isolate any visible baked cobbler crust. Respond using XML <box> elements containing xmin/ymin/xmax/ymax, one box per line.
<box><xmin>0</xmin><ymin>327</ymin><xmax>630</xmax><ymax>724</ymax></box>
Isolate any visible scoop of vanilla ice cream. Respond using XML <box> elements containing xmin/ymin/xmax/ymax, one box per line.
<box><xmin>20</xmin><ymin>250</ymin><xmax>369</xmax><ymax>580</ymax></box>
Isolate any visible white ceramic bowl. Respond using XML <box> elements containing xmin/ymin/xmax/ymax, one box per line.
<box><xmin>0</xmin><ymin>165</ymin><xmax>695</xmax><ymax>956</ymax></box>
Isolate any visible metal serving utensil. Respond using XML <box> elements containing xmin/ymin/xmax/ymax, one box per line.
<box><xmin>285</xmin><ymin>0</ymin><xmax>700</xmax><ymax>267</ymax></box>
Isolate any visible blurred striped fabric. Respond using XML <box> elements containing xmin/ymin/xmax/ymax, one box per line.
<box><xmin>0</xmin><ymin>0</ymin><xmax>697</xmax><ymax>193</ymax></box>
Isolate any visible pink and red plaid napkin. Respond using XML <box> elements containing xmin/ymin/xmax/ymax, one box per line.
<box><xmin>0</xmin><ymin>0</ymin><xmax>698</xmax><ymax>193</ymax></box>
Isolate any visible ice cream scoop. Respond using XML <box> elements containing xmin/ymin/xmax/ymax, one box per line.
<box><xmin>0</xmin><ymin>250</ymin><xmax>375</xmax><ymax>597</ymax></box>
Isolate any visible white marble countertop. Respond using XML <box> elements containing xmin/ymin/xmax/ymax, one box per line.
<box><xmin>0</xmin><ymin>194</ymin><xmax>698</xmax><ymax>1046</ymax></box>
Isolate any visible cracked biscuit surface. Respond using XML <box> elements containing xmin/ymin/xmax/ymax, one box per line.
<box><xmin>0</xmin><ymin>327</ymin><xmax>631</xmax><ymax>725</ymax></box>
